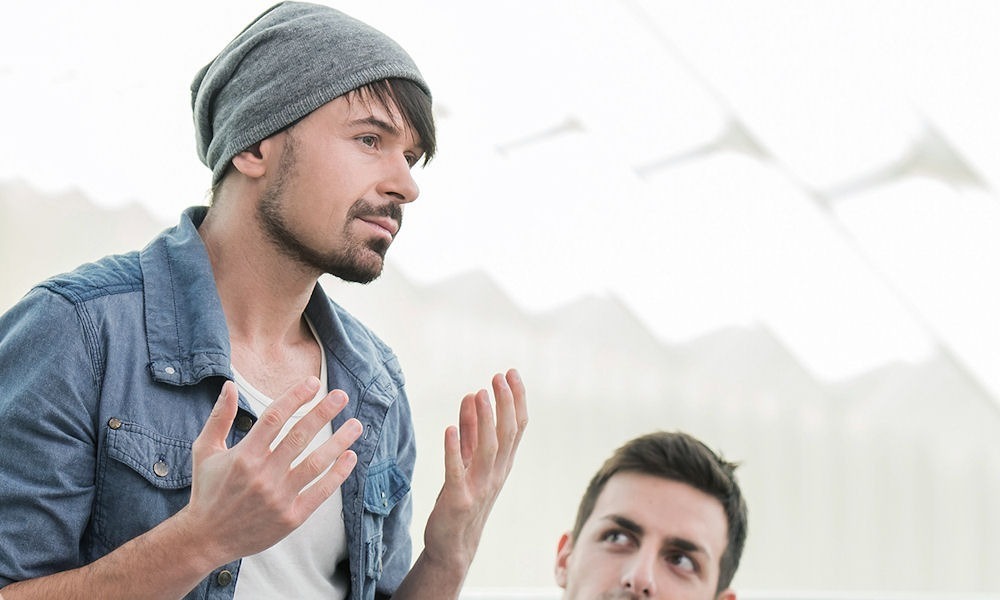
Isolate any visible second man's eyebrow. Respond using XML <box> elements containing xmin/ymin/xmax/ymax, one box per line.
<box><xmin>663</xmin><ymin>536</ymin><xmax>707</xmax><ymax>556</ymax></box>
<box><xmin>605</xmin><ymin>514</ymin><xmax>645</xmax><ymax>535</ymax></box>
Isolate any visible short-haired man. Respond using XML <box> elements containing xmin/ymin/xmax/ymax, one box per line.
<box><xmin>0</xmin><ymin>3</ymin><xmax>527</xmax><ymax>599</ymax></box>
<box><xmin>555</xmin><ymin>431</ymin><xmax>748</xmax><ymax>600</ymax></box>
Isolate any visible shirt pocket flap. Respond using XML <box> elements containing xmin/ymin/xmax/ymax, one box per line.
<box><xmin>106</xmin><ymin>422</ymin><xmax>193</xmax><ymax>490</ymax></box>
<box><xmin>363</xmin><ymin>460</ymin><xmax>410</xmax><ymax>516</ymax></box>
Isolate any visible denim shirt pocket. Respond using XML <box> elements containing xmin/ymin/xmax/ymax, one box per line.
<box><xmin>362</xmin><ymin>459</ymin><xmax>410</xmax><ymax>580</ymax></box>
<box><xmin>95</xmin><ymin>421</ymin><xmax>193</xmax><ymax>551</ymax></box>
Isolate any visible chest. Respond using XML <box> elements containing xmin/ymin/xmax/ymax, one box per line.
<box><xmin>230</xmin><ymin>338</ymin><xmax>322</xmax><ymax>399</ymax></box>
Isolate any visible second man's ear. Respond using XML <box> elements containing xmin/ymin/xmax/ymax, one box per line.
<box><xmin>554</xmin><ymin>532</ymin><xmax>574</xmax><ymax>589</ymax></box>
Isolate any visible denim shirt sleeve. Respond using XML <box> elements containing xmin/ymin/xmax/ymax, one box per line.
<box><xmin>0</xmin><ymin>288</ymin><xmax>101</xmax><ymax>585</ymax></box>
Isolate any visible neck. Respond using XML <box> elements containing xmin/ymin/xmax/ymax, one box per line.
<box><xmin>198</xmin><ymin>199</ymin><xmax>320</xmax><ymax>350</ymax></box>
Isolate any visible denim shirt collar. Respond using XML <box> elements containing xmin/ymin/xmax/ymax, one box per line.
<box><xmin>141</xmin><ymin>206</ymin><xmax>231</xmax><ymax>386</ymax></box>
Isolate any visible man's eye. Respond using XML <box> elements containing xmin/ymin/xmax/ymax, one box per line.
<box><xmin>358</xmin><ymin>135</ymin><xmax>378</xmax><ymax>148</ymax></box>
<box><xmin>667</xmin><ymin>552</ymin><xmax>696</xmax><ymax>573</ymax></box>
<box><xmin>601</xmin><ymin>530</ymin><xmax>633</xmax><ymax>546</ymax></box>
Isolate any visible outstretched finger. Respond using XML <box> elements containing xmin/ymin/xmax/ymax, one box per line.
<box><xmin>492</xmin><ymin>372</ymin><xmax>517</xmax><ymax>462</ymax></box>
<box><xmin>244</xmin><ymin>376</ymin><xmax>322</xmax><ymax>450</ymax></box>
<box><xmin>295</xmin><ymin>449</ymin><xmax>359</xmax><ymax>519</ymax></box>
<box><xmin>442</xmin><ymin>425</ymin><xmax>465</xmax><ymax>484</ymax></box>
<box><xmin>472</xmin><ymin>388</ymin><xmax>499</xmax><ymax>474</ymax></box>
<box><xmin>458</xmin><ymin>392</ymin><xmax>478</xmax><ymax>468</ymax></box>
<box><xmin>502</xmin><ymin>368</ymin><xmax>529</xmax><ymax>478</ymax></box>
<box><xmin>287</xmin><ymin>416</ymin><xmax>363</xmax><ymax>492</ymax></box>
<box><xmin>507</xmin><ymin>368</ymin><xmax>528</xmax><ymax>445</ymax></box>
<box><xmin>271</xmin><ymin>389</ymin><xmax>349</xmax><ymax>468</ymax></box>
<box><xmin>193</xmin><ymin>380</ymin><xmax>239</xmax><ymax>458</ymax></box>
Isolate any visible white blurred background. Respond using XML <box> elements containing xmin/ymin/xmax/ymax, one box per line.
<box><xmin>2</xmin><ymin>0</ymin><xmax>1000</xmax><ymax>596</ymax></box>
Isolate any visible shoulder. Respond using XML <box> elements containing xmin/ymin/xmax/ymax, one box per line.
<box><xmin>37</xmin><ymin>251</ymin><xmax>142</xmax><ymax>304</ymax></box>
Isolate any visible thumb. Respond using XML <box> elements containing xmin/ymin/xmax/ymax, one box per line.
<box><xmin>194</xmin><ymin>380</ymin><xmax>239</xmax><ymax>455</ymax></box>
<box><xmin>443</xmin><ymin>425</ymin><xmax>465</xmax><ymax>484</ymax></box>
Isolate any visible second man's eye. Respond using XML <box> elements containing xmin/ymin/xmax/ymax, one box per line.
<box><xmin>359</xmin><ymin>135</ymin><xmax>378</xmax><ymax>148</ymax></box>
<box><xmin>666</xmin><ymin>552</ymin><xmax>697</xmax><ymax>573</ymax></box>
<box><xmin>601</xmin><ymin>530</ymin><xmax>634</xmax><ymax>547</ymax></box>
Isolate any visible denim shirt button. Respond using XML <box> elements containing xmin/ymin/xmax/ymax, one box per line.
<box><xmin>216</xmin><ymin>569</ymin><xmax>234</xmax><ymax>587</ymax></box>
<box><xmin>153</xmin><ymin>460</ymin><xmax>169</xmax><ymax>478</ymax></box>
<box><xmin>164</xmin><ymin>366</ymin><xmax>176</xmax><ymax>375</ymax></box>
<box><xmin>107</xmin><ymin>417</ymin><xmax>123</xmax><ymax>430</ymax></box>
<box><xmin>235</xmin><ymin>414</ymin><xmax>254</xmax><ymax>432</ymax></box>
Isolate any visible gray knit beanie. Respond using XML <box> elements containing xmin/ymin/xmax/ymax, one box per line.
<box><xmin>191</xmin><ymin>1</ymin><xmax>431</xmax><ymax>183</ymax></box>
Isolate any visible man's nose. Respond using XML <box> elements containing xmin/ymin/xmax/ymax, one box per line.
<box><xmin>621</xmin><ymin>550</ymin><xmax>658</xmax><ymax>597</ymax></box>
<box><xmin>376</xmin><ymin>154</ymin><xmax>419</xmax><ymax>204</ymax></box>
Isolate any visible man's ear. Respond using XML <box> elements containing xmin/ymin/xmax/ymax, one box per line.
<box><xmin>231</xmin><ymin>135</ymin><xmax>282</xmax><ymax>179</ymax></box>
<box><xmin>716</xmin><ymin>587</ymin><xmax>737</xmax><ymax>600</ymax></box>
<box><xmin>554</xmin><ymin>532</ymin><xmax>573</xmax><ymax>589</ymax></box>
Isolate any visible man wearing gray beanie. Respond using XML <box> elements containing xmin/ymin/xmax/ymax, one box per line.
<box><xmin>0</xmin><ymin>3</ymin><xmax>527</xmax><ymax>600</ymax></box>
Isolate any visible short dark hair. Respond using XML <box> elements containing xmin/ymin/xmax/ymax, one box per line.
<box><xmin>211</xmin><ymin>77</ymin><xmax>435</xmax><ymax>200</ymax></box>
<box><xmin>571</xmin><ymin>431</ymin><xmax>748</xmax><ymax>592</ymax></box>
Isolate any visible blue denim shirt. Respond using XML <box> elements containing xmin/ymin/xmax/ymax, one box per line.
<box><xmin>0</xmin><ymin>207</ymin><xmax>415</xmax><ymax>599</ymax></box>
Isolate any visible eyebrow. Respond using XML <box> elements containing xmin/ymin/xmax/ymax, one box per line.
<box><xmin>348</xmin><ymin>115</ymin><xmax>402</xmax><ymax>137</ymax></box>
<box><xmin>606</xmin><ymin>514</ymin><xmax>645</xmax><ymax>536</ymax></box>
<box><xmin>603</xmin><ymin>514</ymin><xmax>710</xmax><ymax>557</ymax></box>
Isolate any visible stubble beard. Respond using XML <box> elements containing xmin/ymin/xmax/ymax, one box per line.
<box><xmin>256</xmin><ymin>133</ymin><xmax>403</xmax><ymax>284</ymax></box>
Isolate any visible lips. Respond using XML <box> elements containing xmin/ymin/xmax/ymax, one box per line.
<box><xmin>348</xmin><ymin>198</ymin><xmax>403</xmax><ymax>239</ymax></box>
<box><xmin>358</xmin><ymin>215</ymin><xmax>399</xmax><ymax>237</ymax></box>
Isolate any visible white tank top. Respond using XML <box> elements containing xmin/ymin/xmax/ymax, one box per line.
<box><xmin>231</xmin><ymin>319</ymin><xmax>349</xmax><ymax>600</ymax></box>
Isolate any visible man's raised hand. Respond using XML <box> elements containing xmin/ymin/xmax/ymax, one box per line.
<box><xmin>179</xmin><ymin>377</ymin><xmax>362</xmax><ymax>566</ymax></box>
<box><xmin>422</xmin><ymin>368</ymin><xmax>528</xmax><ymax>575</ymax></box>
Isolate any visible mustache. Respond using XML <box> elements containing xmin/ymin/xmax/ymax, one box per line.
<box><xmin>348</xmin><ymin>199</ymin><xmax>403</xmax><ymax>232</ymax></box>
